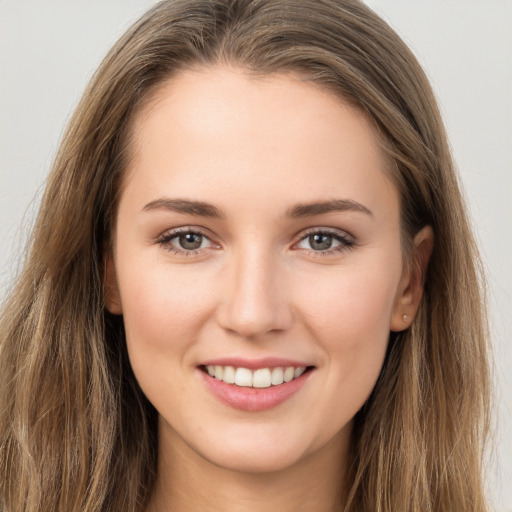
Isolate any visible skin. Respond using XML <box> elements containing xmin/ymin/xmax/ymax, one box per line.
<box><xmin>106</xmin><ymin>66</ymin><xmax>433</xmax><ymax>512</ymax></box>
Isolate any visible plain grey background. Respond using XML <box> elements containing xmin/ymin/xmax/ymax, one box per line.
<box><xmin>1</xmin><ymin>1</ymin><xmax>511</xmax><ymax>509</ymax></box>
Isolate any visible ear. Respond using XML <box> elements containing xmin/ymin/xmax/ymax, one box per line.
<box><xmin>390</xmin><ymin>226</ymin><xmax>434</xmax><ymax>332</ymax></box>
<box><xmin>104</xmin><ymin>254</ymin><xmax>123</xmax><ymax>315</ymax></box>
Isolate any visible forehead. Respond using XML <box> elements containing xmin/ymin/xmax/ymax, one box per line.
<box><xmin>122</xmin><ymin>66</ymin><xmax>398</xmax><ymax>224</ymax></box>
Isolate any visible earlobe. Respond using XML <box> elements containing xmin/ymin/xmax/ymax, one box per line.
<box><xmin>390</xmin><ymin>226</ymin><xmax>434</xmax><ymax>332</ymax></box>
<box><xmin>104</xmin><ymin>255</ymin><xmax>123</xmax><ymax>315</ymax></box>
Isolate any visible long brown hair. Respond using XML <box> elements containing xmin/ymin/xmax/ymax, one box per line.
<box><xmin>0</xmin><ymin>1</ymin><xmax>490</xmax><ymax>510</ymax></box>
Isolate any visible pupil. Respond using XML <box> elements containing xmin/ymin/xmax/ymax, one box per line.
<box><xmin>179</xmin><ymin>233</ymin><xmax>202</xmax><ymax>250</ymax></box>
<box><xmin>310</xmin><ymin>234</ymin><xmax>332</xmax><ymax>250</ymax></box>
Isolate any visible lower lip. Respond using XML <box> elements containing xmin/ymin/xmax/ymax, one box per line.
<box><xmin>199</xmin><ymin>369</ymin><xmax>312</xmax><ymax>412</ymax></box>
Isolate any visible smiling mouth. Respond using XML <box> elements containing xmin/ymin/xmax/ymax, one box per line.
<box><xmin>200</xmin><ymin>365</ymin><xmax>315</xmax><ymax>388</ymax></box>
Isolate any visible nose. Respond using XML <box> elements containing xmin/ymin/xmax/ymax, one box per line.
<box><xmin>216</xmin><ymin>248</ymin><xmax>293</xmax><ymax>339</ymax></box>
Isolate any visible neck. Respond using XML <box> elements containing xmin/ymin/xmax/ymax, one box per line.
<box><xmin>146</xmin><ymin>420</ymin><xmax>351</xmax><ymax>512</ymax></box>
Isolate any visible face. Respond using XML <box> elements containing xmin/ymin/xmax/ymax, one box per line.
<box><xmin>107</xmin><ymin>66</ymin><xmax>423</xmax><ymax>474</ymax></box>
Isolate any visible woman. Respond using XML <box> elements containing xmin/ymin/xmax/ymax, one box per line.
<box><xmin>0</xmin><ymin>1</ymin><xmax>491</xmax><ymax>511</ymax></box>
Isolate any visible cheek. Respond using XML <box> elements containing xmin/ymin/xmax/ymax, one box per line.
<box><xmin>119</xmin><ymin>253</ymin><xmax>214</xmax><ymax>329</ymax></box>
<box><xmin>298</xmin><ymin>266</ymin><xmax>398</xmax><ymax>426</ymax></box>
<box><xmin>296</xmin><ymin>260</ymin><xmax>400</xmax><ymax>390</ymax></box>
<box><xmin>300</xmin><ymin>264</ymin><xmax>399</xmax><ymax>341</ymax></box>
<box><xmin>116</xmin><ymin>256</ymin><xmax>217</xmax><ymax>377</ymax></box>
<box><xmin>116</xmin><ymin>262</ymin><xmax>222</xmax><ymax>421</ymax></box>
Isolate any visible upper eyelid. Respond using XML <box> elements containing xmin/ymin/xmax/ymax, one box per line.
<box><xmin>292</xmin><ymin>227</ymin><xmax>356</xmax><ymax>252</ymax></box>
<box><xmin>294</xmin><ymin>226</ymin><xmax>354</xmax><ymax>241</ymax></box>
<box><xmin>156</xmin><ymin>228</ymin><xmax>218</xmax><ymax>255</ymax></box>
<box><xmin>157</xmin><ymin>225</ymin><xmax>215</xmax><ymax>241</ymax></box>
<box><xmin>155</xmin><ymin>227</ymin><xmax>218</xmax><ymax>254</ymax></box>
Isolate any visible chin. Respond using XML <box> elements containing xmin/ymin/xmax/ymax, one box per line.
<box><xmin>206</xmin><ymin>447</ymin><xmax>306</xmax><ymax>475</ymax></box>
<box><xmin>190</xmin><ymin>431</ymin><xmax>313</xmax><ymax>475</ymax></box>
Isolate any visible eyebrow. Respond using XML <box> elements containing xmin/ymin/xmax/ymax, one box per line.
<box><xmin>286</xmin><ymin>199</ymin><xmax>373</xmax><ymax>218</ymax></box>
<box><xmin>142</xmin><ymin>198</ymin><xmax>224</xmax><ymax>218</ymax></box>
<box><xmin>141</xmin><ymin>197</ymin><xmax>372</xmax><ymax>219</ymax></box>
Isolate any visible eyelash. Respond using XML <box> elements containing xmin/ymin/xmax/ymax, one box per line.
<box><xmin>156</xmin><ymin>227</ymin><xmax>216</xmax><ymax>256</ymax></box>
<box><xmin>156</xmin><ymin>227</ymin><xmax>356</xmax><ymax>257</ymax></box>
<box><xmin>294</xmin><ymin>228</ymin><xmax>356</xmax><ymax>256</ymax></box>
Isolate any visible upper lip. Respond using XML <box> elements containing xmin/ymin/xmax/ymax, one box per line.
<box><xmin>199</xmin><ymin>357</ymin><xmax>314</xmax><ymax>370</ymax></box>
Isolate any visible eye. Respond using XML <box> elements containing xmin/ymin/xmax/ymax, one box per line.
<box><xmin>295</xmin><ymin>229</ymin><xmax>355</xmax><ymax>254</ymax></box>
<box><xmin>175</xmin><ymin>232</ymin><xmax>206</xmax><ymax>250</ymax></box>
<box><xmin>157</xmin><ymin>228</ymin><xmax>217</xmax><ymax>254</ymax></box>
<box><xmin>304</xmin><ymin>233</ymin><xmax>338</xmax><ymax>251</ymax></box>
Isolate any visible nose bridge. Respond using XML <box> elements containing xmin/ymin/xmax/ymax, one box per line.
<box><xmin>217</xmin><ymin>241</ymin><xmax>292</xmax><ymax>338</ymax></box>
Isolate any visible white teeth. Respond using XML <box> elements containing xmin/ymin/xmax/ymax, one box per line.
<box><xmin>294</xmin><ymin>367</ymin><xmax>305</xmax><ymax>378</ymax></box>
<box><xmin>223</xmin><ymin>365</ymin><xmax>235</xmax><ymax>384</ymax></box>
<box><xmin>235</xmin><ymin>367</ymin><xmax>253</xmax><ymax>387</ymax></box>
<box><xmin>205</xmin><ymin>365</ymin><xmax>307</xmax><ymax>388</ymax></box>
<box><xmin>271</xmin><ymin>367</ymin><xmax>284</xmax><ymax>385</ymax></box>
<box><xmin>283</xmin><ymin>367</ymin><xmax>295</xmax><ymax>382</ymax></box>
<box><xmin>253</xmin><ymin>368</ymin><xmax>272</xmax><ymax>388</ymax></box>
